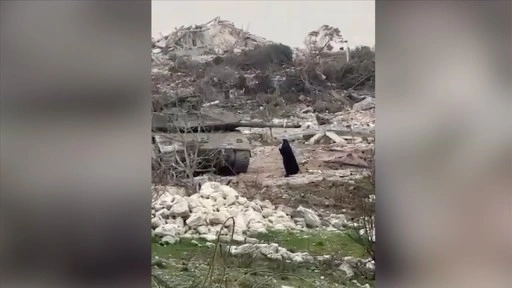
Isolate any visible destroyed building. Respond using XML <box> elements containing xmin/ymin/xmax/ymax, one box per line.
<box><xmin>152</xmin><ymin>17</ymin><xmax>273</xmax><ymax>57</ymax></box>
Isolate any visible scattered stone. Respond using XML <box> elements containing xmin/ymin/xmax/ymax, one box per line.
<box><xmin>226</xmin><ymin>207</ymin><xmax>242</xmax><ymax>217</ymax></box>
<box><xmin>332</xmin><ymin>220</ymin><xmax>346</xmax><ymax>230</ymax></box>
<box><xmin>225</xmin><ymin>195</ymin><xmax>237</xmax><ymax>206</ymax></box>
<box><xmin>199</xmin><ymin>198</ymin><xmax>216</xmax><ymax>212</ymax></box>
<box><xmin>151</xmin><ymin>217</ymin><xmax>164</xmax><ymax>229</ymax></box>
<box><xmin>261</xmin><ymin>199</ymin><xmax>273</xmax><ymax>209</ymax></box>
<box><xmin>233</xmin><ymin>214</ymin><xmax>247</xmax><ymax>235</ymax></box>
<box><xmin>236</xmin><ymin>196</ymin><xmax>248</xmax><ymax>205</ymax></box>
<box><xmin>155</xmin><ymin>208</ymin><xmax>171</xmax><ymax>219</ymax></box>
<box><xmin>353</xmin><ymin>97</ymin><xmax>375</xmax><ymax>111</ymax></box>
<box><xmin>199</xmin><ymin>183</ymin><xmax>215</xmax><ymax>198</ymax></box>
<box><xmin>169</xmin><ymin>198</ymin><xmax>190</xmax><ymax>218</ymax></box>
<box><xmin>160</xmin><ymin>236</ymin><xmax>178</xmax><ymax>245</ymax></box>
<box><xmin>181</xmin><ymin>232</ymin><xmax>196</xmax><ymax>239</ymax></box>
<box><xmin>221</xmin><ymin>185</ymin><xmax>239</xmax><ymax>199</ymax></box>
<box><xmin>297</xmin><ymin>206</ymin><xmax>321</xmax><ymax>228</ymax></box>
<box><xmin>231</xmin><ymin>244</ymin><xmax>258</xmax><ymax>256</ymax></box>
<box><xmin>153</xmin><ymin>204</ymin><xmax>164</xmax><ymax>212</ymax></box>
<box><xmin>175</xmin><ymin>217</ymin><xmax>185</xmax><ymax>228</ymax></box>
<box><xmin>204</xmin><ymin>242</ymin><xmax>215</xmax><ymax>248</ymax></box>
<box><xmin>325</xmin><ymin>131</ymin><xmax>347</xmax><ymax>144</ymax></box>
<box><xmin>197</xmin><ymin>225</ymin><xmax>209</xmax><ymax>235</ymax></box>
<box><xmin>187</xmin><ymin>194</ymin><xmax>202</xmax><ymax>210</ymax></box>
<box><xmin>321</xmin><ymin>219</ymin><xmax>331</xmax><ymax>227</ymax></box>
<box><xmin>249</xmin><ymin>202</ymin><xmax>262</xmax><ymax>213</ymax></box>
<box><xmin>186</xmin><ymin>213</ymin><xmax>206</xmax><ymax>228</ymax></box>
<box><xmin>247</xmin><ymin>222</ymin><xmax>267</xmax><ymax>236</ymax></box>
<box><xmin>209</xmin><ymin>210</ymin><xmax>230</xmax><ymax>225</ymax></box>
<box><xmin>366</xmin><ymin>260</ymin><xmax>376</xmax><ymax>271</ymax></box>
<box><xmin>339</xmin><ymin>262</ymin><xmax>354</xmax><ymax>277</ymax></box>
<box><xmin>293</xmin><ymin>217</ymin><xmax>305</xmax><ymax>223</ymax></box>
<box><xmin>273</xmin><ymin>224</ymin><xmax>286</xmax><ymax>231</ymax></box>
<box><xmin>218</xmin><ymin>235</ymin><xmax>232</xmax><ymax>243</ymax></box>
<box><xmin>201</xmin><ymin>181</ymin><xmax>239</xmax><ymax>200</ymax></box>
<box><xmin>307</xmin><ymin>131</ymin><xmax>347</xmax><ymax>145</ymax></box>
<box><xmin>277</xmin><ymin>205</ymin><xmax>294</xmax><ymax>216</ymax></box>
<box><xmin>261</xmin><ymin>208</ymin><xmax>273</xmax><ymax>218</ymax></box>
<box><xmin>245</xmin><ymin>237</ymin><xmax>259</xmax><ymax>244</ymax></box>
<box><xmin>154</xmin><ymin>224</ymin><xmax>181</xmax><ymax>238</ymax></box>
<box><xmin>316</xmin><ymin>255</ymin><xmax>331</xmax><ymax>261</ymax></box>
<box><xmin>200</xmin><ymin>234</ymin><xmax>218</xmax><ymax>242</ymax></box>
<box><xmin>232</xmin><ymin>234</ymin><xmax>245</xmax><ymax>243</ymax></box>
<box><xmin>351</xmin><ymin>281</ymin><xmax>370</xmax><ymax>288</ymax></box>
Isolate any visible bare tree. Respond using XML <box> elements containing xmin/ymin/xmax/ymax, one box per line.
<box><xmin>152</xmin><ymin>99</ymin><xmax>223</xmax><ymax>197</ymax></box>
<box><xmin>255</xmin><ymin>91</ymin><xmax>281</xmax><ymax>144</ymax></box>
<box><xmin>297</xmin><ymin>25</ymin><xmax>348</xmax><ymax>95</ymax></box>
<box><xmin>304</xmin><ymin>25</ymin><xmax>344</xmax><ymax>58</ymax></box>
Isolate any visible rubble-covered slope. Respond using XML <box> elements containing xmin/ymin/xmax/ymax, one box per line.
<box><xmin>153</xmin><ymin>17</ymin><xmax>272</xmax><ymax>56</ymax></box>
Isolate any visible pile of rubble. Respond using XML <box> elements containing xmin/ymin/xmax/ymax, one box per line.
<box><xmin>152</xmin><ymin>182</ymin><xmax>354</xmax><ymax>243</ymax></box>
<box><xmin>153</xmin><ymin>17</ymin><xmax>272</xmax><ymax>57</ymax></box>
<box><xmin>238</xmin><ymin>106</ymin><xmax>374</xmax><ymax>144</ymax></box>
<box><xmin>152</xmin><ymin>182</ymin><xmax>375</xmax><ymax>278</ymax></box>
<box><xmin>229</xmin><ymin>243</ymin><xmax>375</xmax><ymax>279</ymax></box>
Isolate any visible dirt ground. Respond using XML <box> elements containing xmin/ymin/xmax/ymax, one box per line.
<box><xmin>247</xmin><ymin>143</ymin><xmax>371</xmax><ymax>176</ymax></box>
<box><xmin>221</xmin><ymin>143</ymin><xmax>373</xmax><ymax>217</ymax></box>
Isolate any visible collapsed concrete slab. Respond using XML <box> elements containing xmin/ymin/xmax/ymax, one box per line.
<box><xmin>153</xmin><ymin>17</ymin><xmax>273</xmax><ymax>56</ymax></box>
<box><xmin>307</xmin><ymin>131</ymin><xmax>348</xmax><ymax>145</ymax></box>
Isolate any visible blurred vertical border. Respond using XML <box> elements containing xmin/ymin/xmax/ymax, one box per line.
<box><xmin>0</xmin><ymin>1</ymin><xmax>151</xmax><ymax>288</ymax></box>
<box><xmin>376</xmin><ymin>1</ymin><xmax>511</xmax><ymax>288</ymax></box>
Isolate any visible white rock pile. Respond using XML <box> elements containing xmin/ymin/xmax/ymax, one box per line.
<box><xmin>229</xmin><ymin>243</ymin><xmax>375</xmax><ymax>276</ymax></box>
<box><xmin>152</xmin><ymin>182</ymin><xmax>376</xmax><ymax>275</ymax></box>
<box><xmin>231</xmin><ymin>243</ymin><xmax>321</xmax><ymax>263</ymax></box>
<box><xmin>151</xmin><ymin>182</ymin><xmax>350</xmax><ymax>244</ymax></box>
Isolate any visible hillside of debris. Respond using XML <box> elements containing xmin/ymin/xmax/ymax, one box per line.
<box><xmin>152</xmin><ymin>18</ymin><xmax>375</xmax><ymax>110</ymax></box>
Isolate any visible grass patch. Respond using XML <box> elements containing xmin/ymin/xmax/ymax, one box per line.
<box><xmin>153</xmin><ymin>238</ymin><xmax>212</xmax><ymax>260</ymax></box>
<box><xmin>256</xmin><ymin>230</ymin><xmax>368</xmax><ymax>258</ymax></box>
<box><xmin>151</xmin><ymin>231</ymin><xmax>373</xmax><ymax>288</ymax></box>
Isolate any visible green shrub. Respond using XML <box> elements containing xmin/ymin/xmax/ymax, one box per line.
<box><xmin>253</xmin><ymin>73</ymin><xmax>275</xmax><ymax>94</ymax></box>
<box><xmin>336</xmin><ymin>46</ymin><xmax>375</xmax><ymax>89</ymax></box>
<box><xmin>224</xmin><ymin>44</ymin><xmax>293</xmax><ymax>71</ymax></box>
<box><xmin>212</xmin><ymin>56</ymin><xmax>224</xmax><ymax>65</ymax></box>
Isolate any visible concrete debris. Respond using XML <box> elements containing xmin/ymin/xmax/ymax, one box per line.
<box><xmin>307</xmin><ymin>131</ymin><xmax>348</xmax><ymax>145</ymax></box>
<box><xmin>152</xmin><ymin>182</ymin><xmax>357</xmax><ymax>242</ymax></box>
<box><xmin>153</xmin><ymin>17</ymin><xmax>272</xmax><ymax>57</ymax></box>
<box><xmin>160</xmin><ymin>235</ymin><xmax>178</xmax><ymax>245</ymax></box>
<box><xmin>230</xmin><ymin>243</ymin><xmax>317</xmax><ymax>263</ymax></box>
<box><xmin>338</xmin><ymin>262</ymin><xmax>355</xmax><ymax>277</ymax></box>
<box><xmin>296</xmin><ymin>205</ymin><xmax>322</xmax><ymax>228</ymax></box>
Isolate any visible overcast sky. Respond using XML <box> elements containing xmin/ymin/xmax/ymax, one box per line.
<box><xmin>152</xmin><ymin>1</ymin><xmax>375</xmax><ymax>49</ymax></box>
